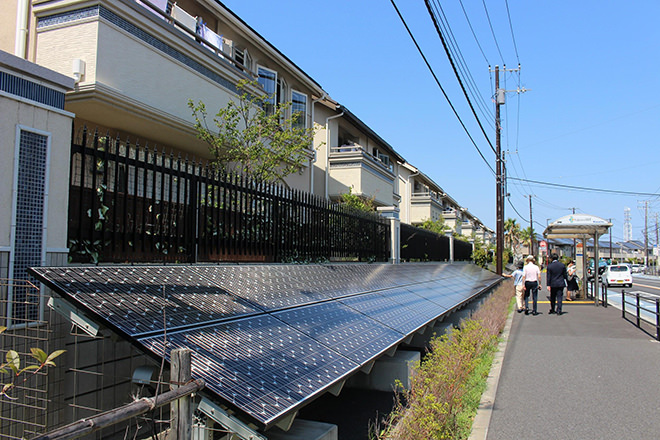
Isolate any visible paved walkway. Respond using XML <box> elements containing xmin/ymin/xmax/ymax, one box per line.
<box><xmin>481</xmin><ymin>299</ymin><xmax>660</xmax><ymax>440</ymax></box>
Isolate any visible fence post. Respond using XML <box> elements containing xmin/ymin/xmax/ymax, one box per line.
<box><xmin>376</xmin><ymin>207</ymin><xmax>400</xmax><ymax>264</ymax></box>
<box><xmin>621</xmin><ymin>290</ymin><xmax>625</xmax><ymax>318</ymax></box>
<box><xmin>656</xmin><ymin>298</ymin><xmax>660</xmax><ymax>341</ymax></box>
<box><xmin>446</xmin><ymin>231</ymin><xmax>454</xmax><ymax>263</ymax></box>
<box><xmin>636</xmin><ymin>294</ymin><xmax>641</xmax><ymax>328</ymax></box>
<box><xmin>171</xmin><ymin>348</ymin><xmax>192</xmax><ymax>440</ymax></box>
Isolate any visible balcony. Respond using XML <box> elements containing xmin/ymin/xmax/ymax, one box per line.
<box><xmin>328</xmin><ymin>144</ymin><xmax>397</xmax><ymax>206</ymax></box>
<box><xmin>32</xmin><ymin>0</ymin><xmax>259</xmax><ymax>156</ymax></box>
<box><xmin>409</xmin><ymin>191</ymin><xmax>444</xmax><ymax>224</ymax></box>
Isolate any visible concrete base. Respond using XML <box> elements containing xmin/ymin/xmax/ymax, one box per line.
<box><xmin>346</xmin><ymin>350</ymin><xmax>420</xmax><ymax>392</ymax></box>
<box><xmin>445</xmin><ymin>307</ymin><xmax>473</xmax><ymax>327</ymax></box>
<box><xmin>432</xmin><ymin>322</ymin><xmax>454</xmax><ymax>337</ymax></box>
<box><xmin>266</xmin><ymin>419</ymin><xmax>337</xmax><ymax>440</ymax></box>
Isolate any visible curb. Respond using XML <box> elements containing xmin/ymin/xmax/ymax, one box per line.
<box><xmin>468</xmin><ymin>305</ymin><xmax>515</xmax><ymax>440</ymax></box>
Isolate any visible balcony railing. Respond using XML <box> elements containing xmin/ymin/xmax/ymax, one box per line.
<box><xmin>411</xmin><ymin>191</ymin><xmax>443</xmax><ymax>202</ymax></box>
<box><xmin>134</xmin><ymin>0</ymin><xmax>255</xmax><ymax>78</ymax></box>
<box><xmin>330</xmin><ymin>145</ymin><xmax>394</xmax><ymax>173</ymax></box>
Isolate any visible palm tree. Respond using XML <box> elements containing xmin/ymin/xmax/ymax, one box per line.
<box><xmin>520</xmin><ymin>226</ymin><xmax>534</xmax><ymax>254</ymax></box>
<box><xmin>504</xmin><ymin>218</ymin><xmax>521</xmax><ymax>251</ymax></box>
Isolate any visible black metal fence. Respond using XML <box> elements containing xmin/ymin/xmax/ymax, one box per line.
<box><xmin>621</xmin><ymin>290</ymin><xmax>660</xmax><ymax>341</ymax></box>
<box><xmin>400</xmin><ymin>223</ymin><xmax>473</xmax><ymax>261</ymax></box>
<box><xmin>68</xmin><ymin>129</ymin><xmax>389</xmax><ymax>264</ymax></box>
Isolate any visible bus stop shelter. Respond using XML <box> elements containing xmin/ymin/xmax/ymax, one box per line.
<box><xmin>543</xmin><ymin>214</ymin><xmax>612</xmax><ymax>305</ymax></box>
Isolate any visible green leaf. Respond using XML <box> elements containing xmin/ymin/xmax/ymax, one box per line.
<box><xmin>44</xmin><ymin>350</ymin><xmax>66</xmax><ymax>367</ymax></box>
<box><xmin>6</xmin><ymin>350</ymin><xmax>19</xmax><ymax>374</ymax></box>
<box><xmin>30</xmin><ymin>348</ymin><xmax>48</xmax><ymax>364</ymax></box>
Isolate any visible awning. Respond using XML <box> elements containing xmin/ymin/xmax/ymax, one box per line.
<box><xmin>543</xmin><ymin>214</ymin><xmax>612</xmax><ymax>239</ymax></box>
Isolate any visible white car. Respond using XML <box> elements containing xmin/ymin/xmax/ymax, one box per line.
<box><xmin>602</xmin><ymin>265</ymin><xmax>633</xmax><ymax>288</ymax></box>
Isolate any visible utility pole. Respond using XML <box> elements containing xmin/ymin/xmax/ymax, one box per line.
<box><xmin>644</xmin><ymin>201</ymin><xmax>649</xmax><ymax>267</ymax></box>
<box><xmin>528</xmin><ymin>195</ymin><xmax>534</xmax><ymax>256</ymax></box>
<box><xmin>655</xmin><ymin>213</ymin><xmax>659</xmax><ymax>275</ymax></box>
<box><xmin>609</xmin><ymin>218</ymin><xmax>612</xmax><ymax>261</ymax></box>
<box><xmin>495</xmin><ymin>66</ymin><xmax>504</xmax><ymax>274</ymax></box>
<box><xmin>493</xmin><ymin>65</ymin><xmax>525</xmax><ymax>274</ymax></box>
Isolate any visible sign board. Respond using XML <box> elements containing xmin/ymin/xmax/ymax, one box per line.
<box><xmin>539</xmin><ymin>240</ymin><xmax>547</xmax><ymax>252</ymax></box>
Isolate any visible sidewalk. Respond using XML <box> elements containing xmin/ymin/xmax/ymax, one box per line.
<box><xmin>477</xmin><ymin>300</ymin><xmax>660</xmax><ymax>440</ymax></box>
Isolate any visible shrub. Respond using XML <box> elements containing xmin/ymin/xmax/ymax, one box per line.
<box><xmin>374</xmin><ymin>283</ymin><xmax>512</xmax><ymax>439</ymax></box>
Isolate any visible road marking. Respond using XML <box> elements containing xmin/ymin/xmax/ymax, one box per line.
<box><xmin>632</xmin><ymin>283</ymin><xmax>660</xmax><ymax>291</ymax></box>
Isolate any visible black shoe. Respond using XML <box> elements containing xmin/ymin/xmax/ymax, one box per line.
<box><xmin>524</xmin><ymin>310</ymin><xmax>529</xmax><ymax>315</ymax></box>
<box><xmin>517</xmin><ymin>308</ymin><xmax>523</xmax><ymax>313</ymax></box>
<box><xmin>532</xmin><ymin>311</ymin><xmax>538</xmax><ymax>316</ymax></box>
<box><xmin>549</xmin><ymin>310</ymin><xmax>556</xmax><ymax>314</ymax></box>
<box><xmin>557</xmin><ymin>311</ymin><xmax>563</xmax><ymax>316</ymax></box>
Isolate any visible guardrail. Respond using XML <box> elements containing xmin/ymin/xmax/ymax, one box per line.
<box><xmin>621</xmin><ymin>290</ymin><xmax>660</xmax><ymax>341</ymax></box>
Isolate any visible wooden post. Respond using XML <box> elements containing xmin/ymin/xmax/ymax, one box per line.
<box><xmin>171</xmin><ymin>348</ymin><xmax>192</xmax><ymax>440</ymax></box>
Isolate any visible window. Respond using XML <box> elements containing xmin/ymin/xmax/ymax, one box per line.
<box><xmin>257</xmin><ymin>66</ymin><xmax>277</xmax><ymax>115</ymax></box>
<box><xmin>291</xmin><ymin>90</ymin><xmax>307</xmax><ymax>129</ymax></box>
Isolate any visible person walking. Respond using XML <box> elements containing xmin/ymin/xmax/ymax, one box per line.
<box><xmin>566</xmin><ymin>260</ymin><xmax>579</xmax><ymax>301</ymax></box>
<box><xmin>523</xmin><ymin>255</ymin><xmax>541</xmax><ymax>315</ymax></box>
<box><xmin>508</xmin><ymin>261</ymin><xmax>525</xmax><ymax>313</ymax></box>
<box><xmin>547</xmin><ymin>253</ymin><xmax>569</xmax><ymax>315</ymax></box>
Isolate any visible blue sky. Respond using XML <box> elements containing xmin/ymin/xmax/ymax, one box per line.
<box><xmin>219</xmin><ymin>0</ymin><xmax>660</xmax><ymax>245</ymax></box>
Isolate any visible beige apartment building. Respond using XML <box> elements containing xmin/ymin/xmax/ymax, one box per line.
<box><xmin>1</xmin><ymin>1</ymin><xmax>494</xmax><ymax>436</ymax></box>
<box><xmin>1</xmin><ymin>0</ymin><xmax>488</xmax><ymax>229</ymax></box>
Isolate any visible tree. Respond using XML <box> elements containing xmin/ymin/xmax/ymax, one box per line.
<box><xmin>504</xmin><ymin>218</ymin><xmax>521</xmax><ymax>251</ymax></box>
<box><xmin>189</xmin><ymin>79</ymin><xmax>317</xmax><ymax>186</ymax></box>
<box><xmin>419</xmin><ymin>217</ymin><xmax>450</xmax><ymax>235</ymax></box>
<box><xmin>520</xmin><ymin>226</ymin><xmax>534</xmax><ymax>254</ymax></box>
<box><xmin>472</xmin><ymin>237</ymin><xmax>491</xmax><ymax>268</ymax></box>
<box><xmin>339</xmin><ymin>187</ymin><xmax>376</xmax><ymax>212</ymax></box>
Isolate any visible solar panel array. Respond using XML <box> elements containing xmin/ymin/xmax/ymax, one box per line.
<box><xmin>31</xmin><ymin>263</ymin><xmax>500</xmax><ymax>428</ymax></box>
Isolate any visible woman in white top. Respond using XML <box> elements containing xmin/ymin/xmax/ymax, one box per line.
<box><xmin>522</xmin><ymin>255</ymin><xmax>541</xmax><ymax>315</ymax></box>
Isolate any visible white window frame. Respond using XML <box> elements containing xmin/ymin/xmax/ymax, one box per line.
<box><xmin>291</xmin><ymin>89</ymin><xmax>308</xmax><ymax>130</ymax></box>
<box><xmin>257</xmin><ymin>65</ymin><xmax>278</xmax><ymax>115</ymax></box>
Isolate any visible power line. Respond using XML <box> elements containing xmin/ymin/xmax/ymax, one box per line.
<box><xmin>431</xmin><ymin>1</ymin><xmax>495</xmax><ymax>129</ymax></box>
<box><xmin>481</xmin><ymin>0</ymin><xmax>505</xmax><ymax>65</ymax></box>
<box><xmin>504</xmin><ymin>0</ymin><xmax>520</xmax><ymax>64</ymax></box>
<box><xmin>507</xmin><ymin>197</ymin><xmax>528</xmax><ymax>222</ymax></box>
<box><xmin>458</xmin><ymin>0</ymin><xmax>489</xmax><ymax>65</ymax></box>
<box><xmin>389</xmin><ymin>0</ymin><xmax>495</xmax><ymax>175</ymax></box>
<box><xmin>508</xmin><ymin>177</ymin><xmax>660</xmax><ymax>197</ymax></box>
<box><xmin>425</xmin><ymin>0</ymin><xmax>497</xmax><ymax>155</ymax></box>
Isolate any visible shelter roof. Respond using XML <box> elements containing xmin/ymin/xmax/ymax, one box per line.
<box><xmin>543</xmin><ymin>214</ymin><xmax>612</xmax><ymax>239</ymax></box>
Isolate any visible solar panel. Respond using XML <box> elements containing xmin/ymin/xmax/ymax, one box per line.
<box><xmin>140</xmin><ymin>314</ymin><xmax>360</xmax><ymax>426</ymax></box>
<box><xmin>273</xmin><ymin>301</ymin><xmax>405</xmax><ymax>364</ymax></box>
<box><xmin>339</xmin><ymin>290</ymin><xmax>434</xmax><ymax>335</ymax></box>
<box><xmin>29</xmin><ymin>262</ymin><xmax>502</xmax><ymax>430</ymax></box>
<box><xmin>30</xmin><ymin>266</ymin><xmax>263</xmax><ymax>336</ymax></box>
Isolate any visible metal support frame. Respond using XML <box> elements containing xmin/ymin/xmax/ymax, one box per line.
<box><xmin>198</xmin><ymin>398</ymin><xmax>267</xmax><ymax>440</ymax></box>
<box><xmin>48</xmin><ymin>296</ymin><xmax>100</xmax><ymax>336</ymax></box>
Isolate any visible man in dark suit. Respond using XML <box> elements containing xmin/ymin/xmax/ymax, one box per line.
<box><xmin>546</xmin><ymin>253</ymin><xmax>569</xmax><ymax>315</ymax></box>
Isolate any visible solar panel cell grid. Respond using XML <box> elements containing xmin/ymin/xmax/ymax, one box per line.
<box><xmin>30</xmin><ymin>262</ymin><xmax>501</xmax><ymax>429</ymax></box>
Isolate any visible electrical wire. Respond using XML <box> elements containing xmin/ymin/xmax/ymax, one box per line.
<box><xmin>389</xmin><ymin>0</ymin><xmax>495</xmax><ymax>175</ymax></box>
<box><xmin>504</xmin><ymin>0</ymin><xmax>520</xmax><ymax>64</ymax></box>
<box><xmin>458</xmin><ymin>0</ymin><xmax>489</xmax><ymax>65</ymax></box>
<box><xmin>428</xmin><ymin>0</ymin><xmax>495</xmax><ymax>130</ymax></box>
<box><xmin>481</xmin><ymin>0</ymin><xmax>505</xmax><ymax>65</ymax></box>
<box><xmin>507</xmin><ymin>197</ymin><xmax>528</xmax><ymax>223</ymax></box>
<box><xmin>424</xmin><ymin>0</ymin><xmax>497</xmax><ymax>155</ymax></box>
<box><xmin>509</xmin><ymin>177</ymin><xmax>660</xmax><ymax>197</ymax></box>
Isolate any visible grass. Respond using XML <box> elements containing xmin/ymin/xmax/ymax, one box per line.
<box><xmin>372</xmin><ymin>281</ymin><xmax>513</xmax><ymax>440</ymax></box>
